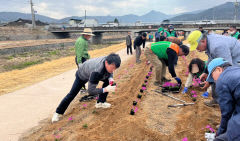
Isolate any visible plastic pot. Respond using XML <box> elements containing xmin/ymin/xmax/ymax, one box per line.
<box><xmin>133</xmin><ymin>101</ymin><xmax>137</xmax><ymax>106</ymax></box>
<box><xmin>130</xmin><ymin>109</ymin><xmax>135</xmax><ymax>115</ymax></box>
<box><xmin>137</xmin><ymin>94</ymin><xmax>142</xmax><ymax>99</ymax></box>
<box><xmin>140</xmin><ymin>89</ymin><xmax>144</xmax><ymax>93</ymax></box>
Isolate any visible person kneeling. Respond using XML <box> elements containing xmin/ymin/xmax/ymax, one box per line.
<box><xmin>182</xmin><ymin>58</ymin><xmax>212</xmax><ymax>97</ymax></box>
<box><xmin>52</xmin><ymin>53</ymin><xmax>121</xmax><ymax>123</ymax></box>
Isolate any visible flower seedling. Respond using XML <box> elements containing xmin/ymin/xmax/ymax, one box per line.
<box><xmin>133</xmin><ymin>101</ymin><xmax>137</xmax><ymax>106</ymax></box>
<box><xmin>162</xmin><ymin>82</ymin><xmax>181</xmax><ymax>93</ymax></box>
<box><xmin>142</xmin><ymin>84</ymin><xmax>146</xmax><ymax>87</ymax></box>
<box><xmin>190</xmin><ymin>91</ymin><xmax>197</xmax><ymax>101</ymax></box>
<box><xmin>137</xmin><ymin>94</ymin><xmax>142</xmax><ymax>99</ymax></box>
<box><xmin>142</xmin><ymin>87</ymin><xmax>146</xmax><ymax>90</ymax></box>
<box><xmin>92</xmin><ymin>110</ymin><xmax>97</xmax><ymax>114</ymax></box>
<box><xmin>54</xmin><ymin>135</ymin><xmax>60</xmax><ymax>141</ymax></box>
<box><xmin>68</xmin><ymin>116</ymin><xmax>73</xmax><ymax>122</ymax></box>
<box><xmin>182</xmin><ymin>137</ymin><xmax>188</xmax><ymax>141</ymax></box>
<box><xmin>204</xmin><ymin>125</ymin><xmax>216</xmax><ymax>141</ymax></box>
<box><xmin>83</xmin><ymin>104</ymin><xmax>87</xmax><ymax>108</ymax></box>
<box><xmin>130</xmin><ymin>109</ymin><xmax>135</xmax><ymax>115</ymax></box>
<box><xmin>83</xmin><ymin>124</ymin><xmax>88</xmax><ymax>129</ymax></box>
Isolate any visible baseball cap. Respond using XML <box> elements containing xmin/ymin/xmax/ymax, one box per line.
<box><xmin>206</xmin><ymin>58</ymin><xmax>228</xmax><ymax>82</ymax></box>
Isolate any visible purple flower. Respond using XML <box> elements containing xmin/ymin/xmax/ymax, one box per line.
<box><xmin>182</xmin><ymin>137</ymin><xmax>188</xmax><ymax>141</ymax></box>
<box><xmin>55</xmin><ymin>135</ymin><xmax>60</xmax><ymax>139</ymax></box>
<box><xmin>142</xmin><ymin>87</ymin><xmax>146</xmax><ymax>90</ymax></box>
<box><xmin>206</xmin><ymin>125</ymin><xmax>211</xmax><ymax>128</ymax></box>
<box><xmin>68</xmin><ymin>116</ymin><xmax>73</xmax><ymax>121</ymax></box>
<box><xmin>134</xmin><ymin>107</ymin><xmax>138</xmax><ymax>113</ymax></box>
<box><xmin>83</xmin><ymin>104</ymin><xmax>87</xmax><ymax>108</ymax></box>
<box><xmin>96</xmin><ymin>97</ymin><xmax>99</xmax><ymax>100</ymax></box>
<box><xmin>191</xmin><ymin>91</ymin><xmax>196</xmax><ymax>95</ymax></box>
<box><xmin>192</xmin><ymin>94</ymin><xmax>197</xmax><ymax>98</ymax></box>
<box><xmin>209</xmin><ymin>127</ymin><xmax>215</xmax><ymax>133</ymax></box>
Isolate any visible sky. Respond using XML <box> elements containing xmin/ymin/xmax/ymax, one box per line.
<box><xmin>0</xmin><ymin>0</ymin><xmax>236</xmax><ymax>19</ymax></box>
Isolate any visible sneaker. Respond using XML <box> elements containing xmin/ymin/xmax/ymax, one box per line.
<box><xmin>154</xmin><ymin>81</ymin><xmax>162</xmax><ymax>87</ymax></box>
<box><xmin>51</xmin><ymin>112</ymin><xmax>62</xmax><ymax>123</ymax></box>
<box><xmin>95</xmin><ymin>102</ymin><xmax>111</xmax><ymax>108</ymax></box>
<box><xmin>204</xmin><ymin>99</ymin><xmax>218</xmax><ymax>107</ymax></box>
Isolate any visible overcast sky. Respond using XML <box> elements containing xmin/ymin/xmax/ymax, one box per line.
<box><xmin>0</xmin><ymin>0</ymin><xmax>235</xmax><ymax>19</ymax></box>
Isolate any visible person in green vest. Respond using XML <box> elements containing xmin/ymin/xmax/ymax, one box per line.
<box><xmin>75</xmin><ymin>28</ymin><xmax>95</xmax><ymax>68</ymax></box>
<box><xmin>158</xmin><ymin>27</ymin><xmax>168</xmax><ymax>38</ymax></box>
<box><xmin>182</xmin><ymin>58</ymin><xmax>212</xmax><ymax>98</ymax></box>
<box><xmin>229</xmin><ymin>25</ymin><xmax>240</xmax><ymax>40</ymax></box>
<box><xmin>166</xmin><ymin>25</ymin><xmax>178</xmax><ymax>37</ymax></box>
<box><xmin>144</xmin><ymin>41</ymin><xmax>189</xmax><ymax>86</ymax></box>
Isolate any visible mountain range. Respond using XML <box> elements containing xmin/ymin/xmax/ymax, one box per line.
<box><xmin>0</xmin><ymin>2</ymin><xmax>239</xmax><ymax>24</ymax></box>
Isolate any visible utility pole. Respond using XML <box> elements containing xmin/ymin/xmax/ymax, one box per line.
<box><xmin>84</xmin><ymin>10</ymin><xmax>86</xmax><ymax>27</ymax></box>
<box><xmin>30</xmin><ymin>0</ymin><xmax>36</xmax><ymax>29</ymax></box>
<box><xmin>234</xmin><ymin>0</ymin><xmax>239</xmax><ymax>23</ymax></box>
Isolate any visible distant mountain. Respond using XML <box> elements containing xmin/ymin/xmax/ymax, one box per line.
<box><xmin>171</xmin><ymin>2</ymin><xmax>239</xmax><ymax>21</ymax></box>
<box><xmin>0</xmin><ymin>12</ymin><xmax>58</xmax><ymax>23</ymax></box>
<box><xmin>59</xmin><ymin>10</ymin><xmax>170</xmax><ymax>23</ymax></box>
<box><xmin>0</xmin><ymin>10</ymin><xmax>171</xmax><ymax>24</ymax></box>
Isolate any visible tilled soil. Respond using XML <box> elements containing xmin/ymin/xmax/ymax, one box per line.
<box><xmin>20</xmin><ymin>50</ymin><xmax>221</xmax><ymax>141</ymax></box>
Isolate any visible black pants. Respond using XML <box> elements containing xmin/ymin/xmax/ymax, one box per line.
<box><xmin>75</xmin><ymin>56</ymin><xmax>87</xmax><ymax>68</ymax></box>
<box><xmin>127</xmin><ymin>45</ymin><xmax>132</xmax><ymax>55</ymax></box>
<box><xmin>97</xmin><ymin>79</ymin><xmax>109</xmax><ymax>103</ymax></box>
<box><xmin>56</xmin><ymin>72</ymin><xmax>110</xmax><ymax>114</ymax></box>
<box><xmin>56</xmin><ymin>72</ymin><xmax>87</xmax><ymax>114</ymax></box>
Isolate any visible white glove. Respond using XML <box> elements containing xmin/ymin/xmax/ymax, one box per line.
<box><xmin>108</xmin><ymin>77</ymin><xmax>114</xmax><ymax>84</ymax></box>
<box><xmin>105</xmin><ymin>85</ymin><xmax>116</xmax><ymax>92</ymax></box>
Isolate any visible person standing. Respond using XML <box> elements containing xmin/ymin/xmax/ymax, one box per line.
<box><xmin>134</xmin><ymin>33</ymin><xmax>146</xmax><ymax>63</ymax></box>
<box><xmin>75</xmin><ymin>28</ymin><xmax>95</xmax><ymax>68</ymax></box>
<box><xmin>229</xmin><ymin>25</ymin><xmax>240</xmax><ymax>40</ymax></box>
<box><xmin>126</xmin><ymin>32</ymin><xmax>132</xmax><ymax>55</ymax></box>
<box><xmin>166</xmin><ymin>25</ymin><xmax>178</xmax><ymax>37</ymax></box>
<box><xmin>52</xmin><ymin>53</ymin><xmax>121</xmax><ymax>123</ymax></box>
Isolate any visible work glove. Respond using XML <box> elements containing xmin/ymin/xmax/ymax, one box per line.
<box><xmin>182</xmin><ymin>87</ymin><xmax>188</xmax><ymax>94</ymax></box>
<box><xmin>105</xmin><ymin>85</ymin><xmax>116</xmax><ymax>93</ymax></box>
<box><xmin>175</xmin><ymin>77</ymin><xmax>182</xmax><ymax>85</ymax></box>
<box><xmin>201</xmin><ymin>91</ymin><xmax>209</xmax><ymax>98</ymax></box>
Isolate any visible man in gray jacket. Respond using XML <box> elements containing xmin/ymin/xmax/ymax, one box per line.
<box><xmin>52</xmin><ymin>53</ymin><xmax>121</xmax><ymax>123</ymax></box>
<box><xmin>126</xmin><ymin>32</ymin><xmax>132</xmax><ymax>55</ymax></box>
<box><xmin>187</xmin><ymin>30</ymin><xmax>240</xmax><ymax>106</ymax></box>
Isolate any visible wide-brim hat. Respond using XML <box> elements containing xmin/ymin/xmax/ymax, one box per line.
<box><xmin>80</xmin><ymin>28</ymin><xmax>95</xmax><ymax>36</ymax></box>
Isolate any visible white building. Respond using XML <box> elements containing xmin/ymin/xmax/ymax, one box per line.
<box><xmin>69</xmin><ymin>18</ymin><xmax>82</xmax><ymax>27</ymax></box>
<box><xmin>78</xmin><ymin>19</ymin><xmax>99</xmax><ymax>27</ymax></box>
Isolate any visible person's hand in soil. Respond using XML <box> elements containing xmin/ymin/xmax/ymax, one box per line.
<box><xmin>200</xmin><ymin>81</ymin><xmax>210</xmax><ymax>90</ymax></box>
<box><xmin>200</xmin><ymin>73</ymin><xmax>208</xmax><ymax>81</ymax></box>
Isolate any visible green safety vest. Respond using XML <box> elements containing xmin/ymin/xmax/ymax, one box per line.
<box><xmin>166</xmin><ymin>30</ymin><xmax>176</xmax><ymax>37</ymax></box>
<box><xmin>150</xmin><ymin>41</ymin><xmax>171</xmax><ymax>59</ymax></box>
<box><xmin>231</xmin><ymin>31</ymin><xmax>240</xmax><ymax>39</ymax></box>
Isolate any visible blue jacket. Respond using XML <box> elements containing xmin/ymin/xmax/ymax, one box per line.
<box><xmin>215</xmin><ymin>66</ymin><xmax>240</xmax><ymax>141</ymax></box>
<box><xmin>206</xmin><ymin>34</ymin><xmax>240</xmax><ymax>66</ymax></box>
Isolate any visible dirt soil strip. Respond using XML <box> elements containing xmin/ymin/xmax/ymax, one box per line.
<box><xmin>20</xmin><ymin>50</ymin><xmax>220</xmax><ymax>141</ymax></box>
<box><xmin>0</xmin><ymin>42</ymin><xmax>125</xmax><ymax>96</ymax></box>
<box><xmin>0</xmin><ymin>39</ymin><xmax>75</xmax><ymax>49</ymax></box>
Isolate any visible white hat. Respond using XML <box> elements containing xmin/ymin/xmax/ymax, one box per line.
<box><xmin>80</xmin><ymin>28</ymin><xmax>95</xmax><ymax>36</ymax></box>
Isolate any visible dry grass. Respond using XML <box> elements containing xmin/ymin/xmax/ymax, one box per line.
<box><xmin>0</xmin><ymin>42</ymin><xmax>125</xmax><ymax>95</ymax></box>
